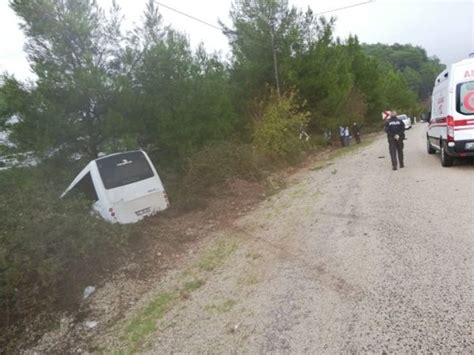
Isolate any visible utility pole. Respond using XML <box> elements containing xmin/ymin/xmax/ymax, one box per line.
<box><xmin>269</xmin><ymin>21</ymin><xmax>281</xmax><ymax>97</ymax></box>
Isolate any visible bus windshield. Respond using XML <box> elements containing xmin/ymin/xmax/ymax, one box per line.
<box><xmin>96</xmin><ymin>151</ymin><xmax>154</xmax><ymax>190</ymax></box>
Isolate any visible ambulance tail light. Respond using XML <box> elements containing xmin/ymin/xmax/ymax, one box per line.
<box><xmin>447</xmin><ymin>115</ymin><xmax>454</xmax><ymax>142</ymax></box>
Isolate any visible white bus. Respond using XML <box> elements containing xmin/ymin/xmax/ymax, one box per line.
<box><xmin>61</xmin><ymin>150</ymin><xmax>169</xmax><ymax>224</ymax></box>
<box><xmin>427</xmin><ymin>56</ymin><xmax>474</xmax><ymax>166</ymax></box>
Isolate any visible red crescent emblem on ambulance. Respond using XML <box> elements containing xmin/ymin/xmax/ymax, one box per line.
<box><xmin>464</xmin><ymin>91</ymin><xmax>474</xmax><ymax>112</ymax></box>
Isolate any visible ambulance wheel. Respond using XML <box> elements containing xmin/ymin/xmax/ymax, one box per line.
<box><xmin>426</xmin><ymin>137</ymin><xmax>435</xmax><ymax>154</ymax></box>
<box><xmin>440</xmin><ymin>144</ymin><xmax>454</xmax><ymax>167</ymax></box>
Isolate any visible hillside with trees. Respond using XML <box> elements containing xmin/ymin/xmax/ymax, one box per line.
<box><xmin>363</xmin><ymin>43</ymin><xmax>444</xmax><ymax>101</ymax></box>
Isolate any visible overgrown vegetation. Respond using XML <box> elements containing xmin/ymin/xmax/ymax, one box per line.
<box><xmin>0</xmin><ymin>162</ymin><xmax>137</xmax><ymax>346</ymax></box>
<box><xmin>253</xmin><ymin>91</ymin><xmax>310</xmax><ymax>159</ymax></box>
<box><xmin>0</xmin><ymin>0</ymin><xmax>444</xmax><ymax>346</ymax></box>
<box><xmin>180</xmin><ymin>142</ymin><xmax>265</xmax><ymax>197</ymax></box>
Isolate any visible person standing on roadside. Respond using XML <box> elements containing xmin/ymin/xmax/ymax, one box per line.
<box><xmin>384</xmin><ymin>111</ymin><xmax>406</xmax><ymax>170</ymax></box>
<box><xmin>344</xmin><ymin>125</ymin><xmax>351</xmax><ymax>147</ymax></box>
<box><xmin>339</xmin><ymin>126</ymin><xmax>345</xmax><ymax>146</ymax></box>
<box><xmin>353</xmin><ymin>122</ymin><xmax>361</xmax><ymax>144</ymax></box>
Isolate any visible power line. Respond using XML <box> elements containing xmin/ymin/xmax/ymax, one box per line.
<box><xmin>155</xmin><ymin>1</ymin><xmax>221</xmax><ymax>31</ymax></box>
<box><xmin>154</xmin><ymin>1</ymin><xmax>376</xmax><ymax>33</ymax></box>
<box><xmin>314</xmin><ymin>0</ymin><xmax>376</xmax><ymax>16</ymax></box>
<box><xmin>151</xmin><ymin>1</ymin><xmax>377</xmax><ymax>55</ymax></box>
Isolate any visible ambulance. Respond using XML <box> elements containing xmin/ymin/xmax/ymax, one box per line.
<box><xmin>61</xmin><ymin>150</ymin><xmax>169</xmax><ymax>224</ymax></box>
<box><xmin>426</xmin><ymin>56</ymin><xmax>474</xmax><ymax>166</ymax></box>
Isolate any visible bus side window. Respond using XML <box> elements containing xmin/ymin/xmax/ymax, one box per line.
<box><xmin>74</xmin><ymin>172</ymin><xmax>99</xmax><ymax>202</ymax></box>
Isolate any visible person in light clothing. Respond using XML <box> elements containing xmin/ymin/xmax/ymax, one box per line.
<box><xmin>344</xmin><ymin>126</ymin><xmax>350</xmax><ymax>146</ymax></box>
<box><xmin>339</xmin><ymin>126</ymin><xmax>345</xmax><ymax>146</ymax></box>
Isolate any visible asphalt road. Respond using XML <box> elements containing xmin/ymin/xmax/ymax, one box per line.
<box><xmin>141</xmin><ymin>124</ymin><xmax>474</xmax><ymax>353</ymax></box>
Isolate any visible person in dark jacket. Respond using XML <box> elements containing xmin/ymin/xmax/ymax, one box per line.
<box><xmin>384</xmin><ymin>111</ymin><xmax>406</xmax><ymax>170</ymax></box>
<box><xmin>353</xmin><ymin>122</ymin><xmax>361</xmax><ymax>144</ymax></box>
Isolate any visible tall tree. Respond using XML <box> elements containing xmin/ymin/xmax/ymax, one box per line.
<box><xmin>9</xmin><ymin>0</ymin><xmax>125</xmax><ymax>159</ymax></box>
<box><xmin>345</xmin><ymin>35</ymin><xmax>383</xmax><ymax>123</ymax></box>
<box><xmin>383</xmin><ymin>69</ymin><xmax>418</xmax><ymax>112</ymax></box>
<box><xmin>222</xmin><ymin>1</ymin><xmax>300</xmax><ymax>109</ymax></box>
<box><xmin>288</xmin><ymin>21</ymin><xmax>353</xmax><ymax>130</ymax></box>
<box><xmin>130</xmin><ymin>2</ymin><xmax>236</xmax><ymax>159</ymax></box>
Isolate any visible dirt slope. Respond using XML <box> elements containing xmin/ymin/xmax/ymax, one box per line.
<box><xmin>28</xmin><ymin>124</ymin><xmax>474</xmax><ymax>353</ymax></box>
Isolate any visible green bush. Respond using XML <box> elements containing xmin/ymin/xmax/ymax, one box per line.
<box><xmin>0</xmin><ymin>164</ymin><xmax>136</xmax><ymax>339</ymax></box>
<box><xmin>253</xmin><ymin>91</ymin><xmax>310</xmax><ymax>160</ymax></box>
<box><xmin>179</xmin><ymin>141</ymin><xmax>268</xmax><ymax>200</ymax></box>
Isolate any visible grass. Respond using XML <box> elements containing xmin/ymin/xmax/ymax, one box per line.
<box><xmin>183</xmin><ymin>278</ymin><xmax>206</xmax><ymax>292</ymax></box>
<box><xmin>239</xmin><ymin>272</ymin><xmax>259</xmax><ymax>286</ymax></box>
<box><xmin>120</xmin><ymin>236</ymin><xmax>238</xmax><ymax>352</ymax></box>
<box><xmin>288</xmin><ymin>185</ymin><xmax>308</xmax><ymax>198</ymax></box>
<box><xmin>121</xmin><ymin>281</ymin><xmax>203</xmax><ymax>351</ymax></box>
<box><xmin>198</xmin><ymin>239</ymin><xmax>238</xmax><ymax>272</ymax></box>
<box><xmin>246</xmin><ymin>251</ymin><xmax>262</xmax><ymax>260</ymax></box>
<box><xmin>327</xmin><ymin>136</ymin><xmax>377</xmax><ymax>161</ymax></box>
<box><xmin>123</xmin><ymin>292</ymin><xmax>177</xmax><ymax>349</ymax></box>
<box><xmin>264</xmin><ymin>175</ymin><xmax>287</xmax><ymax>197</ymax></box>
<box><xmin>205</xmin><ymin>299</ymin><xmax>237</xmax><ymax>314</ymax></box>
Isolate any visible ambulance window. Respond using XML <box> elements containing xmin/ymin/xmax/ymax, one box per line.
<box><xmin>457</xmin><ymin>81</ymin><xmax>474</xmax><ymax>115</ymax></box>
<box><xmin>96</xmin><ymin>151</ymin><xmax>154</xmax><ymax>190</ymax></box>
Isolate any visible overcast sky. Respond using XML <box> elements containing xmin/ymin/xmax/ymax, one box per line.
<box><xmin>0</xmin><ymin>0</ymin><xmax>473</xmax><ymax>81</ymax></box>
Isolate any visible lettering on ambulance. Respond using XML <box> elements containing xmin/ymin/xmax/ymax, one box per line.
<box><xmin>464</xmin><ymin>70</ymin><xmax>474</xmax><ymax>78</ymax></box>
